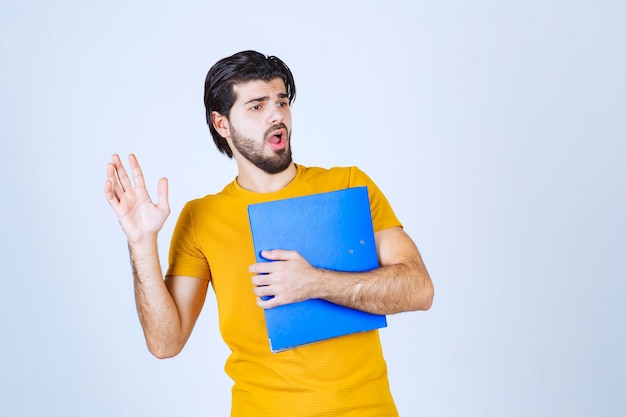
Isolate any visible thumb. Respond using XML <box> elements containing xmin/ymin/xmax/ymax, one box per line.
<box><xmin>156</xmin><ymin>177</ymin><xmax>170</xmax><ymax>212</ymax></box>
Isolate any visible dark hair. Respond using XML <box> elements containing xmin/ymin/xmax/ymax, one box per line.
<box><xmin>203</xmin><ymin>50</ymin><xmax>296</xmax><ymax>157</ymax></box>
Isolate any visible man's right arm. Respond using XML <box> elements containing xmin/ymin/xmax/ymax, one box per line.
<box><xmin>105</xmin><ymin>153</ymin><xmax>206</xmax><ymax>358</ymax></box>
<box><xmin>129</xmin><ymin>239</ymin><xmax>208</xmax><ymax>358</ymax></box>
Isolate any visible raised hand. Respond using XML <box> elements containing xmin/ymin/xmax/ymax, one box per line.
<box><xmin>104</xmin><ymin>154</ymin><xmax>170</xmax><ymax>244</ymax></box>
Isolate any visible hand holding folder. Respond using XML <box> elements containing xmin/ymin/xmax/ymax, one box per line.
<box><xmin>248</xmin><ymin>186</ymin><xmax>387</xmax><ymax>353</ymax></box>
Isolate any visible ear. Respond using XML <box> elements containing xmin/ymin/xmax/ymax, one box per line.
<box><xmin>212</xmin><ymin>111</ymin><xmax>230</xmax><ymax>138</ymax></box>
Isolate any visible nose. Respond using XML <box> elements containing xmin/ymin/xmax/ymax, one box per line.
<box><xmin>267</xmin><ymin>105</ymin><xmax>284</xmax><ymax>125</ymax></box>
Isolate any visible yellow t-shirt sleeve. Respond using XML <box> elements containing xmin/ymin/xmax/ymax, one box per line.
<box><xmin>348</xmin><ymin>167</ymin><xmax>403</xmax><ymax>233</ymax></box>
<box><xmin>165</xmin><ymin>202</ymin><xmax>211</xmax><ymax>280</ymax></box>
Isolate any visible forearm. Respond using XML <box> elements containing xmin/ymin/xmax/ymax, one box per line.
<box><xmin>316</xmin><ymin>260</ymin><xmax>433</xmax><ymax>315</ymax></box>
<box><xmin>129</xmin><ymin>238</ymin><xmax>184</xmax><ymax>358</ymax></box>
<box><xmin>252</xmin><ymin>228</ymin><xmax>434</xmax><ymax>314</ymax></box>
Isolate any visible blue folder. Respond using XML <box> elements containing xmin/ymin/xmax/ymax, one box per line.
<box><xmin>247</xmin><ymin>186</ymin><xmax>387</xmax><ymax>353</ymax></box>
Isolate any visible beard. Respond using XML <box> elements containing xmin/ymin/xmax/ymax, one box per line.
<box><xmin>230</xmin><ymin>122</ymin><xmax>293</xmax><ymax>174</ymax></box>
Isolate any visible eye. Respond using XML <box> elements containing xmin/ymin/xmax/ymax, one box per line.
<box><xmin>250</xmin><ymin>104</ymin><xmax>262</xmax><ymax>111</ymax></box>
<box><xmin>278</xmin><ymin>101</ymin><xmax>288</xmax><ymax>107</ymax></box>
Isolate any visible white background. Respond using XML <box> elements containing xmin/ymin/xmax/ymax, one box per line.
<box><xmin>1</xmin><ymin>1</ymin><xmax>624</xmax><ymax>416</ymax></box>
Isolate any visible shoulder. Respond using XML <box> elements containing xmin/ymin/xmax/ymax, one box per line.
<box><xmin>290</xmin><ymin>164</ymin><xmax>384</xmax><ymax>199</ymax></box>
<box><xmin>298</xmin><ymin>164</ymin><xmax>400</xmax><ymax>231</ymax></box>
<box><xmin>178</xmin><ymin>182</ymin><xmax>243</xmax><ymax>221</ymax></box>
<box><xmin>297</xmin><ymin>164</ymin><xmax>372</xmax><ymax>184</ymax></box>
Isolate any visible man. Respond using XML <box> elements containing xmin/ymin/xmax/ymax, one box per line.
<box><xmin>105</xmin><ymin>50</ymin><xmax>433</xmax><ymax>416</ymax></box>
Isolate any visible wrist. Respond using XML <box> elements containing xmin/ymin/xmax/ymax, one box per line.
<box><xmin>314</xmin><ymin>268</ymin><xmax>337</xmax><ymax>300</ymax></box>
<box><xmin>127</xmin><ymin>234</ymin><xmax>159</xmax><ymax>255</ymax></box>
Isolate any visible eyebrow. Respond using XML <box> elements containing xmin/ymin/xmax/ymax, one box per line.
<box><xmin>243</xmin><ymin>92</ymin><xmax>289</xmax><ymax>105</ymax></box>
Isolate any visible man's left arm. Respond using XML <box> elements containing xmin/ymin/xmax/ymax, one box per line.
<box><xmin>250</xmin><ymin>226</ymin><xmax>433</xmax><ymax>315</ymax></box>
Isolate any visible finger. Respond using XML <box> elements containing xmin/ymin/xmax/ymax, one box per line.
<box><xmin>253</xmin><ymin>284</ymin><xmax>274</xmax><ymax>298</ymax></box>
<box><xmin>106</xmin><ymin>162</ymin><xmax>125</xmax><ymax>201</ymax></box>
<box><xmin>251</xmin><ymin>272</ymin><xmax>270</xmax><ymax>286</ymax></box>
<box><xmin>127</xmin><ymin>154</ymin><xmax>147</xmax><ymax>190</ymax></box>
<box><xmin>111</xmin><ymin>154</ymin><xmax>132</xmax><ymax>191</ymax></box>
<box><xmin>257</xmin><ymin>295</ymin><xmax>279</xmax><ymax>309</ymax></box>
<box><xmin>249</xmin><ymin>262</ymin><xmax>275</xmax><ymax>275</ymax></box>
<box><xmin>104</xmin><ymin>179</ymin><xmax>128</xmax><ymax>218</ymax></box>
<box><xmin>104</xmin><ymin>179</ymin><xmax>118</xmax><ymax>205</ymax></box>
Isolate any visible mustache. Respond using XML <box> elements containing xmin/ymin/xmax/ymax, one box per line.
<box><xmin>264</xmin><ymin>123</ymin><xmax>289</xmax><ymax>139</ymax></box>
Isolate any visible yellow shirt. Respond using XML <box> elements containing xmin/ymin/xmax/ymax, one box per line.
<box><xmin>166</xmin><ymin>164</ymin><xmax>402</xmax><ymax>416</ymax></box>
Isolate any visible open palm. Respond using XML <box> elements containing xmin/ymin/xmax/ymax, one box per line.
<box><xmin>104</xmin><ymin>154</ymin><xmax>170</xmax><ymax>244</ymax></box>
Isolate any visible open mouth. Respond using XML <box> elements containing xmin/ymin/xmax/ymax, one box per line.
<box><xmin>267</xmin><ymin>128</ymin><xmax>287</xmax><ymax>150</ymax></box>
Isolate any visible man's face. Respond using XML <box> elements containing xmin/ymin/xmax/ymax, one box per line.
<box><xmin>226</xmin><ymin>78</ymin><xmax>293</xmax><ymax>174</ymax></box>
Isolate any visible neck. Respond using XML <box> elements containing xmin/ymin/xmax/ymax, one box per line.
<box><xmin>235</xmin><ymin>161</ymin><xmax>297</xmax><ymax>193</ymax></box>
